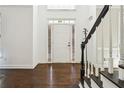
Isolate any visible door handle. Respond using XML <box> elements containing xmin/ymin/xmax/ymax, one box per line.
<box><xmin>67</xmin><ymin>42</ymin><xmax>71</xmax><ymax>47</ymax></box>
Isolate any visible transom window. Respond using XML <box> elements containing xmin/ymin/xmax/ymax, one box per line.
<box><xmin>47</xmin><ymin>5</ymin><xmax>76</xmax><ymax>10</ymax></box>
<box><xmin>48</xmin><ymin>19</ymin><xmax>75</xmax><ymax>24</ymax></box>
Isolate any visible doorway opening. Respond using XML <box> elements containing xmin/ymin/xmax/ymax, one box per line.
<box><xmin>48</xmin><ymin>19</ymin><xmax>75</xmax><ymax>63</ymax></box>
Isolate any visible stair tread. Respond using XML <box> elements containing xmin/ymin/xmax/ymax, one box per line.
<box><xmin>100</xmin><ymin>70</ymin><xmax>124</xmax><ymax>88</ymax></box>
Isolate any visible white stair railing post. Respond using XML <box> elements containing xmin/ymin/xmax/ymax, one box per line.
<box><xmin>95</xmin><ymin>27</ymin><xmax>99</xmax><ymax>77</ymax></box>
<box><xmin>84</xmin><ymin>49</ymin><xmax>86</xmax><ymax>76</ymax></box>
<box><xmin>91</xmin><ymin>37</ymin><xmax>94</xmax><ymax>75</ymax></box>
<box><xmin>108</xmin><ymin>6</ymin><xmax>113</xmax><ymax>74</ymax></box>
<box><xmin>119</xmin><ymin>5</ymin><xmax>124</xmax><ymax>80</ymax></box>
<box><xmin>92</xmin><ymin>31</ymin><xmax>97</xmax><ymax>75</ymax></box>
<box><xmin>87</xmin><ymin>40</ymin><xmax>91</xmax><ymax>78</ymax></box>
<box><xmin>84</xmin><ymin>44</ymin><xmax>87</xmax><ymax>77</ymax></box>
<box><xmin>89</xmin><ymin>38</ymin><xmax>93</xmax><ymax>75</ymax></box>
<box><xmin>101</xmin><ymin>18</ymin><xmax>105</xmax><ymax>71</ymax></box>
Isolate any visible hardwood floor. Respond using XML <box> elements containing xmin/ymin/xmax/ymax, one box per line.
<box><xmin>0</xmin><ymin>63</ymin><xmax>80</xmax><ymax>88</ymax></box>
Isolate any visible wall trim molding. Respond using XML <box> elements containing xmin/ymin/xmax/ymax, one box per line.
<box><xmin>0</xmin><ymin>62</ymin><xmax>80</xmax><ymax>69</ymax></box>
<box><xmin>39</xmin><ymin>61</ymin><xmax>80</xmax><ymax>64</ymax></box>
<box><xmin>0</xmin><ymin>65</ymin><xmax>34</xmax><ymax>69</ymax></box>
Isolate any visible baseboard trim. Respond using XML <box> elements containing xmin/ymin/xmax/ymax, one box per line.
<box><xmin>0</xmin><ymin>65</ymin><xmax>34</xmax><ymax>69</ymax></box>
<box><xmin>39</xmin><ymin>61</ymin><xmax>80</xmax><ymax>64</ymax></box>
<box><xmin>0</xmin><ymin>62</ymin><xmax>80</xmax><ymax>69</ymax></box>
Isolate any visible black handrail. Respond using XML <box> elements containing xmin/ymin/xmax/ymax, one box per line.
<box><xmin>80</xmin><ymin>5</ymin><xmax>109</xmax><ymax>84</ymax></box>
<box><xmin>85</xmin><ymin>5</ymin><xmax>109</xmax><ymax>44</ymax></box>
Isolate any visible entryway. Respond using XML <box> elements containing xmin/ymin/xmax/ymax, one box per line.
<box><xmin>48</xmin><ymin>19</ymin><xmax>75</xmax><ymax>63</ymax></box>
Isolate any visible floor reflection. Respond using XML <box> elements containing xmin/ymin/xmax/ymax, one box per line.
<box><xmin>0</xmin><ymin>63</ymin><xmax>80</xmax><ymax>88</ymax></box>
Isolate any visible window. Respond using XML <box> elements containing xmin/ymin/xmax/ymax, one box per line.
<box><xmin>48</xmin><ymin>19</ymin><xmax>75</xmax><ymax>24</ymax></box>
<box><xmin>47</xmin><ymin>5</ymin><xmax>76</xmax><ymax>10</ymax></box>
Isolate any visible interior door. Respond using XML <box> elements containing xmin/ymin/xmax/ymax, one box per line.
<box><xmin>51</xmin><ymin>24</ymin><xmax>72</xmax><ymax>63</ymax></box>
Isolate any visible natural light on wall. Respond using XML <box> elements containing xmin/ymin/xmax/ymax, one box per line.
<box><xmin>47</xmin><ymin>5</ymin><xmax>76</xmax><ymax>10</ymax></box>
<box><xmin>0</xmin><ymin>13</ymin><xmax>2</xmax><ymax>59</ymax></box>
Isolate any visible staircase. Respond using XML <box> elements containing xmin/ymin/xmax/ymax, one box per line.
<box><xmin>79</xmin><ymin>5</ymin><xmax>124</xmax><ymax>88</ymax></box>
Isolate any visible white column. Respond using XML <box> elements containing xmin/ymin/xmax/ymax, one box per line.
<box><xmin>0</xmin><ymin>13</ymin><xmax>4</xmax><ymax>78</ymax></box>
<box><xmin>95</xmin><ymin>27</ymin><xmax>99</xmax><ymax>77</ymax></box>
<box><xmin>119</xmin><ymin>5</ymin><xmax>124</xmax><ymax>80</ymax></box>
<box><xmin>108</xmin><ymin>6</ymin><xmax>113</xmax><ymax>74</ymax></box>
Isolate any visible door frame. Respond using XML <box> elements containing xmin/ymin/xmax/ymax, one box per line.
<box><xmin>47</xmin><ymin>19</ymin><xmax>75</xmax><ymax>63</ymax></box>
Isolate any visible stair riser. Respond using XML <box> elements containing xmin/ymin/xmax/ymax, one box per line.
<box><xmin>91</xmin><ymin>79</ymin><xmax>100</xmax><ymax>88</ymax></box>
<box><xmin>84</xmin><ymin>81</ymin><xmax>90</xmax><ymax>88</ymax></box>
<box><xmin>101</xmin><ymin>75</ymin><xmax>119</xmax><ymax>88</ymax></box>
<box><xmin>79</xmin><ymin>83</ymin><xmax>83</xmax><ymax>88</ymax></box>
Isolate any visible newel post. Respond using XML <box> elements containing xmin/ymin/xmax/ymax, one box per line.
<box><xmin>80</xmin><ymin>42</ymin><xmax>85</xmax><ymax>80</ymax></box>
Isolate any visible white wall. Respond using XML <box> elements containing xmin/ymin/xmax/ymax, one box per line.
<box><xmin>0</xmin><ymin>6</ymin><xmax>33</xmax><ymax>68</ymax></box>
<box><xmin>38</xmin><ymin>5</ymin><xmax>89</xmax><ymax>63</ymax></box>
<box><xmin>0</xmin><ymin>13</ymin><xmax>2</xmax><ymax>59</ymax></box>
<box><xmin>0</xmin><ymin>5</ymin><xmax>96</xmax><ymax>68</ymax></box>
<box><xmin>87</xmin><ymin>6</ymin><xmax>96</xmax><ymax>32</ymax></box>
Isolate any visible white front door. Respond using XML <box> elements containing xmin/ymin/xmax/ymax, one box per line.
<box><xmin>51</xmin><ymin>24</ymin><xmax>72</xmax><ymax>63</ymax></box>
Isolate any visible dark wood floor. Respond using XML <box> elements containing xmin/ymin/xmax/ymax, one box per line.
<box><xmin>0</xmin><ymin>63</ymin><xmax>80</xmax><ymax>88</ymax></box>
